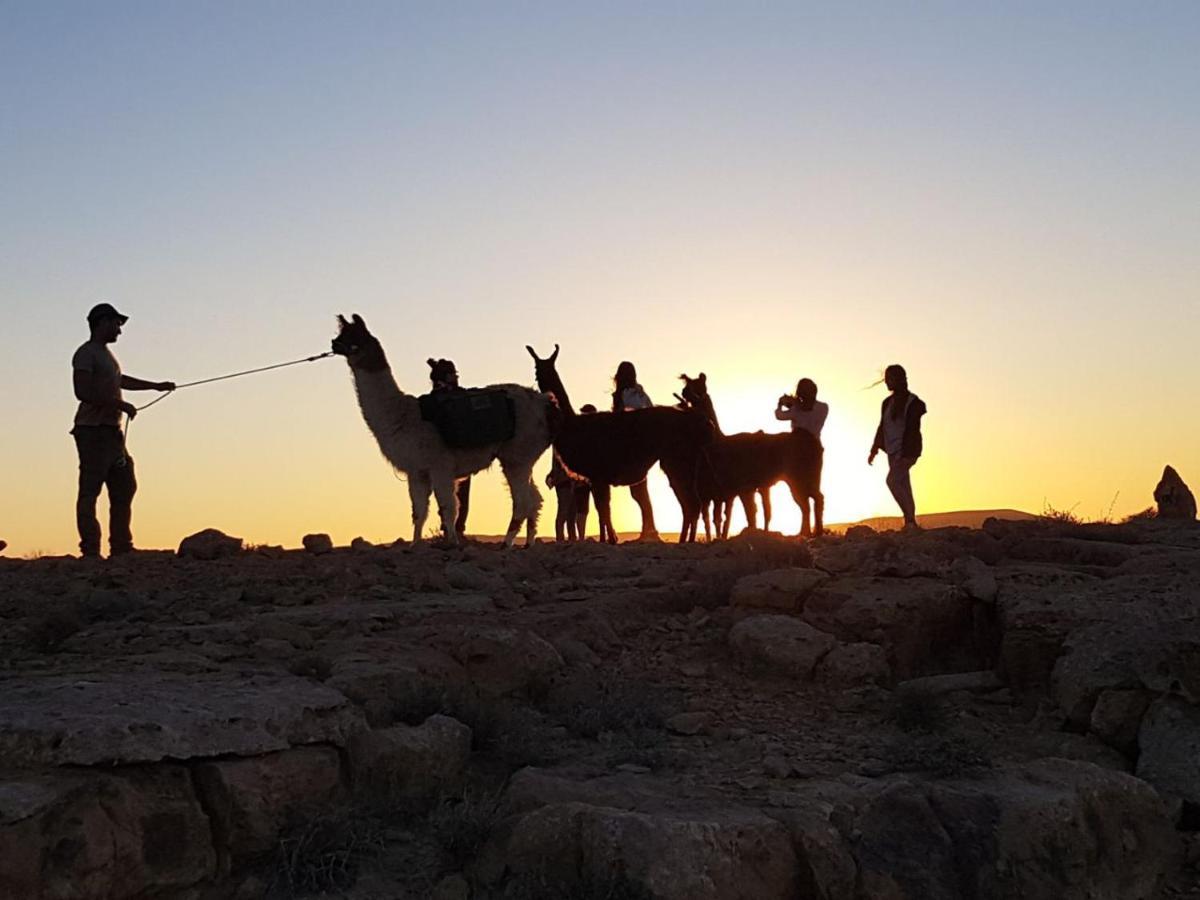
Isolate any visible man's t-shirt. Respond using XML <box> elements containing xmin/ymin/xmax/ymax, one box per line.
<box><xmin>72</xmin><ymin>341</ymin><xmax>122</xmax><ymax>427</ymax></box>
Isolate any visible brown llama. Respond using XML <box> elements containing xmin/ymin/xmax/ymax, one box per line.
<box><xmin>679</xmin><ymin>373</ymin><xmax>824</xmax><ymax>538</ymax></box>
<box><xmin>527</xmin><ymin>345</ymin><xmax>712</xmax><ymax>543</ymax></box>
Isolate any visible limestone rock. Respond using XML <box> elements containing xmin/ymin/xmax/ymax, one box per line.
<box><xmin>453</xmin><ymin>628</ymin><xmax>563</xmax><ymax>695</ymax></box>
<box><xmin>950</xmin><ymin>555</ymin><xmax>998</xmax><ymax>602</ymax></box>
<box><xmin>177</xmin><ymin>528</ymin><xmax>243</xmax><ymax>560</ymax></box>
<box><xmin>0</xmin><ymin>673</ymin><xmax>365</xmax><ymax>766</ymax></box>
<box><xmin>1090</xmin><ymin>688</ymin><xmax>1152</xmax><ymax>755</ymax></box>
<box><xmin>729</xmin><ymin>615</ymin><xmax>836</xmax><ymax>679</ymax></box>
<box><xmin>446</xmin><ymin>561</ymin><xmax>506</xmax><ymax>593</ymax></box>
<box><xmin>301</xmin><ymin>532</ymin><xmax>334</xmax><ymax>554</ymax></box>
<box><xmin>1156</xmin><ymin>465</ymin><xmax>1197</xmax><ymax>520</ymax></box>
<box><xmin>815</xmin><ymin>642</ymin><xmax>892</xmax><ymax>686</ymax></box>
<box><xmin>784</xmin><ymin>759</ymin><xmax>1177</xmax><ymax>900</ymax></box>
<box><xmin>803</xmin><ymin>576</ymin><xmax>976</xmax><ymax>678</ymax></box>
<box><xmin>1137</xmin><ymin>697</ymin><xmax>1200</xmax><ymax>807</ymax></box>
<box><xmin>0</xmin><ymin>767</ymin><xmax>216</xmax><ymax>899</ymax></box>
<box><xmin>1052</xmin><ymin>622</ymin><xmax>1200</xmax><ymax>728</ymax></box>
<box><xmin>730</xmin><ymin>568</ymin><xmax>828</xmax><ymax>612</ymax></box>
<box><xmin>896</xmin><ymin>670</ymin><xmax>1002</xmax><ymax>696</ymax></box>
<box><xmin>347</xmin><ymin>714</ymin><xmax>471</xmax><ymax>800</ymax></box>
<box><xmin>194</xmin><ymin>746</ymin><xmax>345</xmax><ymax>861</ymax></box>
<box><xmin>498</xmin><ymin>800</ymin><xmax>799</xmax><ymax>899</ymax></box>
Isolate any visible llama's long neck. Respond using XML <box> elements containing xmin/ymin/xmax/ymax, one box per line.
<box><xmin>540</xmin><ymin>366</ymin><xmax>575</xmax><ymax>416</ymax></box>
<box><xmin>700</xmin><ymin>395</ymin><xmax>723</xmax><ymax>435</ymax></box>
<box><xmin>349</xmin><ymin>352</ymin><xmax>420</xmax><ymax>449</ymax></box>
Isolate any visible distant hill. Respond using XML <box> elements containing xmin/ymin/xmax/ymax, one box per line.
<box><xmin>831</xmin><ymin>508</ymin><xmax>1037</xmax><ymax>533</ymax></box>
<box><xmin>471</xmin><ymin>508</ymin><xmax>1037</xmax><ymax>543</ymax></box>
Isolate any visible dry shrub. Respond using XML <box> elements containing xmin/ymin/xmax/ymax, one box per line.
<box><xmin>269</xmin><ymin>810</ymin><xmax>385</xmax><ymax>898</ymax></box>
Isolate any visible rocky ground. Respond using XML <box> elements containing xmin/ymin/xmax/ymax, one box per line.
<box><xmin>3</xmin><ymin>517</ymin><xmax>1200</xmax><ymax>899</ymax></box>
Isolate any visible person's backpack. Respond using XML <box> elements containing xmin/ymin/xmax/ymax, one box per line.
<box><xmin>418</xmin><ymin>389</ymin><xmax>516</xmax><ymax>449</ymax></box>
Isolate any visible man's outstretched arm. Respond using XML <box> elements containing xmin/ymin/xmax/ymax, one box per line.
<box><xmin>120</xmin><ymin>375</ymin><xmax>175</xmax><ymax>391</ymax></box>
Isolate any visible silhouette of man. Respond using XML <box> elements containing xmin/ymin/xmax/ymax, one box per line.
<box><xmin>428</xmin><ymin>357</ymin><xmax>471</xmax><ymax>537</ymax></box>
<box><xmin>71</xmin><ymin>303</ymin><xmax>174</xmax><ymax>558</ymax></box>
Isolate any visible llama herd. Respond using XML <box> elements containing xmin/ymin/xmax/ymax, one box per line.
<box><xmin>332</xmin><ymin>314</ymin><xmax>822</xmax><ymax>548</ymax></box>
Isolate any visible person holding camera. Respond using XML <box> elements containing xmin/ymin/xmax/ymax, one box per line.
<box><xmin>775</xmin><ymin>377</ymin><xmax>828</xmax><ymax>441</ymax></box>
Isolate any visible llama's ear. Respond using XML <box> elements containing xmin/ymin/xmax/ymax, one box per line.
<box><xmin>337</xmin><ymin>314</ymin><xmax>349</xmax><ymax>328</ymax></box>
<box><xmin>427</xmin><ymin>358</ymin><xmax>437</xmax><ymax>369</ymax></box>
<box><xmin>551</xmin><ymin>344</ymin><xmax>559</xmax><ymax>362</ymax></box>
<box><xmin>698</xmin><ymin>372</ymin><xmax>707</xmax><ymax>384</ymax></box>
<box><xmin>352</xmin><ymin>314</ymin><xmax>365</xmax><ymax>327</ymax></box>
<box><xmin>678</xmin><ymin>373</ymin><xmax>688</xmax><ymax>383</ymax></box>
<box><xmin>525</xmin><ymin>345</ymin><xmax>538</xmax><ymax>361</ymax></box>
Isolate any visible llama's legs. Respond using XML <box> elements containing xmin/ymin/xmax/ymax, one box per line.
<box><xmin>813</xmin><ymin>490</ymin><xmax>825</xmax><ymax>536</ymax></box>
<box><xmin>408</xmin><ymin>473</ymin><xmax>433</xmax><ymax>543</ymax></box>
<box><xmin>592</xmin><ymin>482</ymin><xmax>617</xmax><ymax>544</ymax></box>
<box><xmin>454</xmin><ymin>478</ymin><xmax>471</xmax><ymax>537</ymax></box>
<box><xmin>630</xmin><ymin>479</ymin><xmax>660</xmax><ymax>541</ymax></box>
<box><xmin>785</xmin><ymin>481</ymin><xmax>812</xmax><ymax>537</ymax></box>
<box><xmin>431</xmin><ymin>475</ymin><xmax>460</xmax><ymax>544</ymax></box>
<box><xmin>740</xmin><ymin>492</ymin><xmax>759</xmax><ymax>531</ymax></box>
<box><xmin>761</xmin><ymin>488</ymin><xmax>773</xmax><ymax>531</ymax></box>
<box><xmin>701</xmin><ymin>504</ymin><xmax>713</xmax><ymax>542</ymax></box>
<box><xmin>501</xmin><ymin>460</ymin><xmax>541</xmax><ymax>548</ymax></box>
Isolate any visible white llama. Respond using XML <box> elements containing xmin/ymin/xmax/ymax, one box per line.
<box><xmin>331</xmin><ymin>314</ymin><xmax>553</xmax><ymax>547</ymax></box>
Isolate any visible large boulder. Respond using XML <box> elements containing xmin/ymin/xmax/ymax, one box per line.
<box><xmin>0</xmin><ymin>673</ymin><xmax>365</xmax><ymax>766</ymax></box>
<box><xmin>348</xmin><ymin>714</ymin><xmax>472</xmax><ymax>800</ymax></box>
<box><xmin>301</xmin><ymin>532</ymin><xmax>334</xmax><ymax>554</ymax></box>
<box><xmin>730</xmin><ymin>568</ymin><xmax>828</xmax><ymax>612</ymax></box>
<box><xmin>779</xmin><ymin>759</ymin><xmax>1177</xmax><ymax>900</ymax></box>
<box><xmin>0</xmin><ymin>767</ymin><xmax>216</xmax><ymax>899</ymax></box>
<box><xmin>1052</xmin><ymin>622</ymin><xmax>1200</xmax><ymax>728</ymax></box>
<box><xmin>802</xmin><ymin>577</ymin><xmax>978</xmax><ymax>678</ymax></box>
<box><xmin>815</xmin><ymin>642</ymin><xmax>892</xmax><ymax>686</ymax></box>
<box><xmin>177</xmin><ymin>527</ymin><xmax>243</xmax><ymax>559</ymax></box>
<box><xmin>1137</xmin><ymin>697</ymin><xmax>1200</xmax><ymax>808</ymax></box>
<box><xmin>489</xmin><ymin>771</ymin><xmax>799</xmax><ymax>899</ymax></box>
<box><xmin>452</xmin><ymin>628</ymin><xmax>563</xmax><ymax>696</ymax></box>
<box><xmin>1155</xmin><ymin>465</ymin><xmax>1197</xmax><ymax>521</ymax></box>
<box><xmin>193</xmin><ymin>746</ymin><xmax>345</xmax><ymax>863</ymax></box>
<box><xmin>729</xmin><ymin>615</ymin><xmax>836</xmax><ymax>679</ymax></box>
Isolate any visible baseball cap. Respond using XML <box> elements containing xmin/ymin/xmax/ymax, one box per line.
<box><xmin>87</xmin><ymin>303</ymin><xmax>129</xmax><ymax>325</ymax></box>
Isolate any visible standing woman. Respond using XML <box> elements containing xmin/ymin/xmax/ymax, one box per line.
<box><xmin>775</xmin><ymin>377</ymin><xmax>828</xmax><ymax>439</ymax></box>
<box><xmin>868</xmin><ymin>364</ymin><xmax>926</xmax><ymax>530</ymax></box>
<box><xmin>776</xmin><ymin>377</ymin><xmax>828</xmax><ymax>533</ymax></box>
<box><xmin>612</xmin><ymin>361</ymin><xmax>660</xmax><ymax>541</ymax></box>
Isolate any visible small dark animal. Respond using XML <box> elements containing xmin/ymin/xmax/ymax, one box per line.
<box><xmin>678</xmin><ymin>373</ymin><xmax>824</xmax><ymax>539</ymax></box>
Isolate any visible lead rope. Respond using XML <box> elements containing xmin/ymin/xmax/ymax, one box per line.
<box><xmin>122</xmin><ymin>350</ymin><xmax>336</xmax><ymax>442</ymax></box>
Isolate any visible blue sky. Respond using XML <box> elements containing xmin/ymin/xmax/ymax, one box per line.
<box><xmin>2</xmin><ymin>2</ymin><xmax>1197</xmax><ymax>553</ymax></box>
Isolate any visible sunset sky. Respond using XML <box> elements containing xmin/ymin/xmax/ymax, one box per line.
<box><xmin>2</xmin><ymin>2</ymin><xmax>1197</xmax><ymax>556</ymax></box>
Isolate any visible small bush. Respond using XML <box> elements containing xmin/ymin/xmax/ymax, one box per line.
<box><xmin>428</xmin><ymin>789</ymin><xmax>504</xmax><ymax>870</ymax></box>
<box><xmin>1040</xmin><ymin>502</ymin><xmax>1083</xmax><ymax>525</ymax></box>
<box><xmin>270</xmin><ymin>812</ymin><xmax>385</xmax><ymax>898</ymax></box>
<box><xmin>886</xmin><ymin>686</ymin><xmax>947</xmax><ymax>734</ymax></box>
